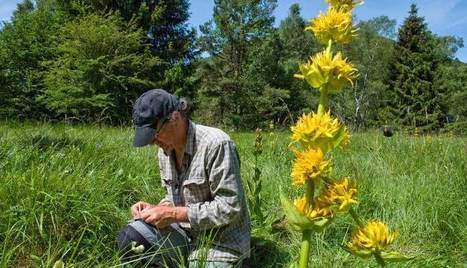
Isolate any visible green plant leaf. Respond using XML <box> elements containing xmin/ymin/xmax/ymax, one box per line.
<box><xmin>331</xmin><ymin>126</ymin><xmax>348</xmax><ymax>149</ymax></box>
<box><xmin>256</xmin><ymin>180</ymin><xmax>262</xmax><ymax>194</ymax></box>
<box><xmin>341</xmin><ymin>246</ymin><xmax>373</xmax><ymax>258</ymax></box>
<box><xmin>280</xmin><ymin>191</ymin><xmax>332</xmax><ymax>232</ymax></box>
<box><xmin>247</xmin><ymin>180</ymin><xmax>254</xmax><ymax>192</ymax></box>
<box><xmin>380</xmin><ymin>251</ymin><xmax>415</xmax><ymax>262</ymax></box>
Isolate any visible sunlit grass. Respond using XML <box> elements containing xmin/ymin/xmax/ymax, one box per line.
<box><xmin>0</xmin><ymin>122</ymin><xmax>465</xmax><ymax>267</ymax></box>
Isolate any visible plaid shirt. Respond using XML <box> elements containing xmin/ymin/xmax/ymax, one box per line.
<box><xmin>157</xmin><ymin>121</ymin><xmax>251</xmax><ymax>262</ymax></box>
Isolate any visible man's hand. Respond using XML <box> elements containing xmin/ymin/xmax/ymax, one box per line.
<box><xmin>140</xmin><ymin>206</ymin><xmax>188</xmax><ymax>229</ymax></box>
<box><xmin>130</xmin><ymin>201</ymin><xmax>152</xmax><ymax>219</ymax></box>
<box><xmin>158</xmin><ymin>200</ymin><xmax>173</xmax><ymax>207</ymax></box>
<box><xmin>131</xmin><ymin>200</ymin><xmax>173</xmax><ymax>220</ymax></box>
<box><xmin>139</xmin><ymin>205</ymin><xmax>175</xmax><ymax>228</ymax></box>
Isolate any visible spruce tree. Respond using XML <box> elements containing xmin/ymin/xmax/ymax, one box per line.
<box><xmin>0</xmin><ymin>0</ymin><xmax>65</xmax><ymax>119</ymax></box>
<box><xmin>386</xmin><ymin>4</ymin><xmax>444</xmax><ymax>131</ymax></box>
<box><xmin>195</xmin><ymin>0</ymin><xmax>277</xmax><ymax>128</ymax></box>
<box><xmin>277</xmin><ymin>4</ymin><xmax>320</xmax><ymax>117</ymax></box>
<box><xmin>56</xmin><ymin>0</ymin><xmax>196</xmax><ymax>96</ymax></box>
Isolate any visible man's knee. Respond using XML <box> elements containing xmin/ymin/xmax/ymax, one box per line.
<box><xmin>117</xmin><ymin>220</ymin><xmax>189</xmax><ymax>265</ymax></box>
<box><xmin>117</xmin><ymin>220</ymin><xmax>153</xmax><ymax>256</ymax></box>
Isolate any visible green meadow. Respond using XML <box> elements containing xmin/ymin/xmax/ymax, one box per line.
<box><xmin>0</xmin><ymin>122</ymin><xmax>465</xmax><ymax>267</ymax></box>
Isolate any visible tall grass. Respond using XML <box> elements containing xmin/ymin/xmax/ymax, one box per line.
<box><xmin>0</xmin><ymin>122</ymin><xmax>465</xmax><ymax>267</ymax></box>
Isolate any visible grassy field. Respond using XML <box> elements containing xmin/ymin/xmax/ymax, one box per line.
<box><xmin>0</xmin><ymin>122</ymin><xmax>466</xmax><ymax>267</ymax></box>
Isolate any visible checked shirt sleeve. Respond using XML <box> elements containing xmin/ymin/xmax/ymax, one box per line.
<box><xmin>186</xmin><ymin>140</ymin><xmax>243</xmax><ymax>230</ymax></box>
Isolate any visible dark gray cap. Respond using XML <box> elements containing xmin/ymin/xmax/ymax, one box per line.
<box><xmin>132</xmin><ymin>89</ymin><xmax>181</xmax><ymax>147</ymax></box>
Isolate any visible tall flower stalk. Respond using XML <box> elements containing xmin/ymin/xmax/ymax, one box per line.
<box><xmin>281</xmin><ymin>1</ymin><xmax>412</xmax><ymax>267</ymax></box>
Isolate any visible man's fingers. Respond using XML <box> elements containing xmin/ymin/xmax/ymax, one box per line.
<box><xmin>131</xmin><ymin>201</ymin><xmax>149</xmax><ymax>219</ymax></box>
<box><xmin>158</xmin><ymin>201</ymin><xmax>173</xmax><ymax>207</ymax></box>
<box><xmin>140</xmin><ymin>207</ymin><xmax>165</xmax><ymax>225</ymax></box>
<box><xmin>143</xmin><ymin>213</ymin><xmax>157</xmax><ymax>225</ymax></box>
<box><xmin>131</xmin><ymin>204</ymin><xmax>139</xmax><ymax>217</ymax></box>
<box><xmin>139</xmin><ymin>208</ymin><xmax>153</xmax><ymax>220</ymax></box>
<box><xmin>137</xmin><ymin>203</ymin><xmax>142</xmax><ymax>217</ymax></box>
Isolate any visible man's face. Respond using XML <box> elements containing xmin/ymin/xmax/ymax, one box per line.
<box><xmin>150</xmin><ymin>114</ymin><xmax>176</xmax><ymax>154</ymax></box>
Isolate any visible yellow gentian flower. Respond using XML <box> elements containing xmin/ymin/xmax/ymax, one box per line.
<box><xmin>290</xmin><ymin>111</ymin><xmax>350</xmax><ymax>153</ymax></box>
<box><xmin>320</xmin><ymin>177</ymin><xmax>358</xmax><ymax>211</ymax></box>
<box><xmin>306</xmin><ymin>8</ymin><xmax>356</xmax><ymax>45</ymax></box>
<box><xmin>347</xmin><ymin>220</ymin><xmax>397</xmax><ymax>252</ymax></box>
<box><xmin>291</xmin><ymin>148</ymin><xmax>331</xmax><ymax>185</ymax></box>
<box><xmin>294</xmin><ymin>196</ymin><xmax>333</xmax><ymax>219</ymax></box>
<box><xmin>325</xmin><ymin>0</ymin><xmax>364</xmax><ymax>11</ymax></box>
<box><xmin>294</xmin><ymin>46</ymin><xmax>357</xmax><ymax>92</ymax></box>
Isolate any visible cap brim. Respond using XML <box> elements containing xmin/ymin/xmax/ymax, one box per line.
<box><xmin>133</xmin><ymin>126</ymin><xmax>156</xmax><ymax>147</ymax></box>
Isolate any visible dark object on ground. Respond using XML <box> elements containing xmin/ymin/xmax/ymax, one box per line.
<box><xmin>117</xmin><ymin>219</ymin><xmax>189</xmax><ymax>267</ymax></box>
<box><xmin>382</xmin><ymin>126</ymin><xmax>393</xmax><ymax>137</ymax></box>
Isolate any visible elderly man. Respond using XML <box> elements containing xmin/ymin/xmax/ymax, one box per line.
<box><xmin>117</xmin><ymin>89</ymin><xmax>250</xmax><ymax>267</ymax></box>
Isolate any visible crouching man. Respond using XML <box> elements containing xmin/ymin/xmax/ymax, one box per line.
<box><xmin>117</xmin><ymin>89</ymin><xmax>251</xmax><ymax>267</ymax></box>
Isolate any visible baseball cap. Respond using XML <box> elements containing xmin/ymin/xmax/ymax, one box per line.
<box><xmin>132</xmin><ymin>89</ymin><xmax>181</xmax><ymax>147</ymax></box>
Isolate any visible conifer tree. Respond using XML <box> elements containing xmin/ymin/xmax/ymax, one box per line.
<box><xmin>385</xmin><ymin>4</ymin><xmax>445</xmax><ymax>131</ymax></box>
<box><xmin>277</xmin><ymin>4</ymin><xmax>321</xmax><ymax>116</ymax></box>
<box><xmin>195</xmin><ymin>0</ymin><xmax>277</xmax><ymax>127</ymax></box>
<box><xmin>57</xmin><ymin>0</ymin><xmax>197</xmax><ymax>96</ymax></box>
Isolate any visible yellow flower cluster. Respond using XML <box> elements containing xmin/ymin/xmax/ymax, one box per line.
<box><xmin>325</xmin><ymin>0</ymin><xmax>364</xmax><ymax>11</ymax></box>
<box><xmin>319</xmin><ymin>177</ymin><xmax>358</xmax><ymax>211</ymax></box>
<box><xmin>306</xmin><ymin>8</ymin><xmax>355</xmax><ymax>45</ymax></box>
<box><xmin>294</xmin><ymin>46</ymin><xmax>357</xmax><ymax>92</ymax></box>
<box><xmin>294</xmin><ymin>196</ymin><xmax>333</xmax><ymax>219</ymax></box>
<box><xmin>291</xmin><ymin>148</ymin><xmax>331</xmax><ymax>185</ymax></box>
<box><xmin>290</xmin><ymin>111</ymin><xmax>350</xmax><ymax>153</ymax></box>
<box><xmin>347</xmin><ymin>220</ymin><xmax>397</xmax><ymax>252</ymax></box>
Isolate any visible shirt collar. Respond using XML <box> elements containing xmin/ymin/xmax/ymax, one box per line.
<box><xmin>184</xmin><ymin>120</ymin><xmax>196</xmax><ymax>157</ymax></box>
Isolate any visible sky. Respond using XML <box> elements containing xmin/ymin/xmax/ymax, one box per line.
<box><xmin>1</xmin><ymin>0</ymin><xmax>466</xmax><ymax>62</ymax></box>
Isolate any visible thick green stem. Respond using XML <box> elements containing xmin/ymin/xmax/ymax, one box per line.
<box><xmin>299</xmin><ymin>230</ymin><xmax>312</xmax><ymax>268</ymax></box>
<box><xmin>298</xmin><ymin>181</ymin><xmax>315</xmax><ymax>268</ymax></box>
<box><xmin>374</xmin><ymin>251</ymin><xmax>386</xmax><ymax>267</ymax></box>
<box><xmin>305</xmin><ymin>180</ymin><xmax>315</xmax><ymax>208</ymax></box>
<box><xmin>317</xmin><ymin>90</ymin><xmax>328</xmax><ymax>116</ymax></box>
<box><xmin>317</xmin><ymin>40</ymin><xmax>333</xmax><ymax>116</ymax></box>
<box><xmin>349</xmin><ymin>208</ymin><xmax>364</xmax><ymax>228</ymax></box>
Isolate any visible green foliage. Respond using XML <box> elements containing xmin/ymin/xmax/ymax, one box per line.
<box><xmin>195</xmin><ymin>0</ymin><xmax>278</xmax><ymax>129</ymax></box>
<box><xmin>41</xmin><ymin>13</ymin><xmax>158</xmax><ymax>123</ymax></box>
<box><xmin>336</xmin><ymin>16</ymin><xmax>396</xmax><ymax>129</ymax></box>
<box><xmin>246</xmin><ymin>128</ymin><xmax>266</xmax><ymax>226</ymax></box>
<box><xmin>0</xmin><ymin>1</ymin><xmax>465</xmax><ymax>131</ymax></box>
<box><xmin>53</xmin><ymin>0</ymin><xmax>197</xmax><ymax>68</ymax></box>
<box><xmin>138</xmin><ymin>0</ymin><xmax>197</xmax><ymax>97</ymax></box>
<box><xmin>0</xmin><ymin>0</ymin><xmax>195</xmax><ymax>122</ymax></box>
<box><xmin>196</xmin><ymin>2</ymin><xmax>322</xmax><ymax>128</ymax></box>
<box><xmin>385</xmin><ymin>4</ymin><xmax>451</xmax><ymax>132</ymax></box>
<box><xmin>278</xmin><ymin>4</ymin><xmax>321</xmax><ymax>117</ymax></box>
<box><xmin>434</xmin><ymin>61</ymin><xmax>467</xmax><ymax>134</ymax></box>
<box><xmin>243</xmin><ymin>31</ymin><xmax>293</xmax><ymax>126</ymax></box>
<box><xmin>0</xmin><ymin>0</ymin><xmax>65</xmax><ymax>118</ymax></box>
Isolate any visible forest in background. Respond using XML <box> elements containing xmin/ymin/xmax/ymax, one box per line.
<box><xmin>0</xmin><ymin>0</ymin><xmax>466</xmax><ymax>133</ymax></box>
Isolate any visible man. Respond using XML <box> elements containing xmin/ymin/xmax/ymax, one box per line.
<box><xmin>118</xmin><ymin>89</ymin><xmax>251</xmax><ymax>267</ymax></box>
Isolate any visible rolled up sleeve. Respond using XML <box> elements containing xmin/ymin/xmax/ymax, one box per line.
<box><xmin>187</xmin><ymin>141</ymin><xmax>242</xmax><ymax>230</ymax></box>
